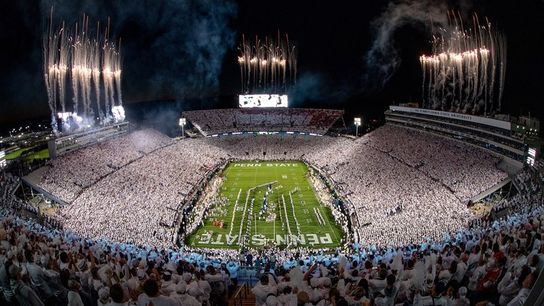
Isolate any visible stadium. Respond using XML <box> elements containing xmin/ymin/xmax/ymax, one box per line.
<box><xmin>1</xmin><ymin>2</ymin><xmax>544</xmax><ymax>306</ymax></box>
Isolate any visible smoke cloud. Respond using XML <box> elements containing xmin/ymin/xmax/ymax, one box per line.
<box><xmin>363</xmin><ymin>0</ymin><xmax>449</xmax><ymax>90</ymax></box>
<box><xmin>133</xmin><ymin>102</ymin><xmax>182</xmax><ymax>137</ymax></box>
<box><xmin>288</xmin><ymin>72</ymin><xmax>350</xmax><ymax>107</ymax></box>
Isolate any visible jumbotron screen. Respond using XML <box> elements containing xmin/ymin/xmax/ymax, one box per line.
<box><xmin>239</xmin><ymin>94</ymin><xmax>288</xmax><ymax>108</ymax></box>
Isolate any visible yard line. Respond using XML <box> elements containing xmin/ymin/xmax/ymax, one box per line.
<box><xmin>254</xmin><ymin>212</ymin><xmax>258</xmax><ymax>235</ymax></box>
<box><xmin>238</xmin><ymin>188</ymin><xmax>253</xmax><ymax>243</ymax></box>
<box><xmin>228</xmin><ymin>188</ymin><xmax>242</xmax><ymax>236</ymax></box>
<box><xmin>281</xmin><ymin>194</ymin><xmax>292</xmax><ymax>236</ymax></box>
<box><xmin>289</xmin><ymin>191</ymin><xmax>301</xmax><ymax>236</ymax></box>
<box><xmin>320</xmin><ymin>207</ymin><xmax>341</xmax><ymax>242</ymax></box>
<box><xmin>273</xmin><ymin>214</ymin><xmax>276</xmax><ymax>238</ymax></box>
<box><xmin>313</xmin><ymin>207</ymin><xmax>324</xmax><ymax>225</ymax></box>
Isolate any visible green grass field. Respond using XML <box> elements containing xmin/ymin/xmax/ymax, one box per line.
<box><xmin>5</xmin><ymin>147</ymin><xmax>33</xmax><ymax>160</ymax></box>
<box><xmin>187</xmin><ymin>160</ymin><xmax>343</xmax><ymax>250</ymax></box>
<box><xmin>5</xmin><ymin>147</ymin><xmax>49</xmax><ymax>161</ymax></box>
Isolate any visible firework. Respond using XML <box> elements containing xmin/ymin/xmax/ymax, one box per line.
<box><xmin>91</xmin><ymin>27</ymin><xmax>102</xmax><ymax>121</ymax></box>
<box><xmin>419</xmin><ymin>12</ymin><xmax>506</xmax><ymax>115</ymax></box>
<box><xmin>238</xmin><ymin>32</ymin><xmax>297</xmax><ymax>94</ymax></box>
<box><xmin>43</xmin><ymin>10</ymin><xmax>123</xmax><ymax>132</ymax></box>
<box><xmin>43</xmin><ymin>8</ymin><xmax>59</xmax><ymax>131</ymax></box>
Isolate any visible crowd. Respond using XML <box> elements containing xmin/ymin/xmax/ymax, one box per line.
<box><xmin>247</xmin><ymin>205</ymin><xmax>544</xmax><ymax>306</ymax></box>
<box><xmin>1</xmin><ymin>122</ymin><xmax>543</xmax><ymax>305</ymax></box>
<box><xmin>302</xmin><ymin>125</ymin><xmax>507</xmax><ymax>247</ymax></box>
<box><xmin>366</xmin><ymin>125</ymin><xmax>508</xmax><ymax>202</ymax></box>
<box><xmin>29</xmin><ymin>124</ymin><xmax>514</xmax><ymax>252</ymax></box>
<box><xmin>307</xmin><ymin>135</ymin><xmax>472</xmax><ymax>247</ymax></box>
<box><xmin>0</xmin><ymin>182</ymin><xmax>542</xmax><ymax>306</ymax></box>
<box><xmin>59</xmin><ymin>139</ymin><xmax>228</xmax><ymax>249</ymax></box>
<box><xmin>183</xmin><ymin>108</ymin><xmax>344</xmax><ymax>135</ymax></box>
<box><xmin>181</xmin><ymin>168</ymin><xmax>228</xmax><ymax>239</ymax></box>
<box><xmin>37</xmin><ymin>129</ymin><xmax>173</xmax><ymax>203</ymax></box>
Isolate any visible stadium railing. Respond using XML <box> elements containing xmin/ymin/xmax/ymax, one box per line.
<box><xmin>231</xmin><ymin>283</ymin><xmax>251</xmax><ymax>306</ymax></box>
<box><xmin>524</xmin><ymin>267</ymin><xmax>544</xmax><ymax>306</ymax></box>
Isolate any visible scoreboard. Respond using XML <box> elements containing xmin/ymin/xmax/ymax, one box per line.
<box><xmin>239</xmin><ymin>94</ymin><xmax>288</xmax><ymax>108</ymax></box>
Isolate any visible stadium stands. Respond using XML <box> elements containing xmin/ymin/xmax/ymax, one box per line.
<box><xmin>385</xmin><ymin>106</ymin><xmax>527</xmax><ymax>163</ymax></box>
<box><xmin>25</xmin><ymin>125</ymin><xmax>509</xmax><ymax>249</ymax></box>
<box><xmin>36</xmin><ymin>129</ymin><xmax>173</xmax><ymax>203</ymax></box>
<box><xmin>183</xmin><ymin>108</ymin><xmax>344</xmax><ymax>135</ymax></box>
<box><xmin>1</xmin><ymin>166</ymin><xmax>543</xmax><ymax>306</ymax></box>
<box><xmin>2</xmin><ymin>123</ymin><xmax>542</xmax><ymax>306</ymax></box>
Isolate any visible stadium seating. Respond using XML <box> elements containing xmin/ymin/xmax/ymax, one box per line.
<box><xmin>183</xmin><ymin>108</ymin><xmax>344</xmax><ymax>135</ymax></box>
<box><xmin>1</xmin><ymin>124</ymin><xmax>542</xmax><ymax>306</ymax></box>
<box><xmin>28</xmin><ymin>125</ymin><xmax>512</xmax><ymax>249</ymax></box>
<box><xmin>37</xmin><ymin>129</ymin><xmax>173</xmax><ymax>203</ymax></box>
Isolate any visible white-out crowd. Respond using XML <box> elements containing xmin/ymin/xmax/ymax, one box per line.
<box><xmin>33</xmin><ymin>124</ymin><xmax>511</xmax><ymax>250</ymax></box>
<box><xmin>1</xmin><ymin>170</ymin><xmax>543</xmax><ymax>306</ymax></box>
<box><xmin>38</xmin><ymin>130</ymin><xmax>173</xmax><ymax>203</ymax></box>
<box><xmin>0</xmin><ymin>122</ymin><xmax>542</xmax><ymax>305</ymax></box>
<box><xmin>306</xmin><ymin>125</ymin><xmax>508</xmax><ymax>247</ymax></box>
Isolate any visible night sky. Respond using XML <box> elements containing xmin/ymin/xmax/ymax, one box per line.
<box><xmin>1</xmin><ymin>0</ymin><xmax>543</xmax><ymax>129</ymax></box>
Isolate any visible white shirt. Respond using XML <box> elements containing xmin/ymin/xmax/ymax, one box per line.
<box><xmin>137</xmin><ymin>293</ymin><xmax>180</xmax><ymax>306</ymax></box>
<box><xmin>68</xmin><ymin>291</ymin><xmax>85</xmax><ymax>306</ymax></box>
<box><xmin>252</xmin><ymin>282</ymin><xmax>277</xmax><ymax>306</ymax></box>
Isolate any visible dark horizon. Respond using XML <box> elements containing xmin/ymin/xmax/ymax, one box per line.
<box><xmin>1</xmin><ymin>0</ymin><xmax>543</xmax><ymax>128</ymax></box>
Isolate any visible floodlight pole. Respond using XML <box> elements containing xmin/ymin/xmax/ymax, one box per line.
<box><xmin>179</xmin><ymin>118</ymin><xmax>186</xmax><ymax>137</ymax></box>
<box><xmin>354</xmin><ymin>117</ymin><xmax>361</xmax><ymax>137</ymax></box>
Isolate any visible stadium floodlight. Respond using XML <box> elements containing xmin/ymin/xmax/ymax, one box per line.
<box><xmin>354</xmin><ymin>117</ymin><xmax>362</xmax><ymax>137</ymax></box>
<box><xmin>111</xmin><ymin>106</ymin><xmax>126</xmax><ymax>122</ymax></box>
<box><xmin>179</xmin><ymin>118</ymin><xmax>186</xmax><ymax>137</ymax></box>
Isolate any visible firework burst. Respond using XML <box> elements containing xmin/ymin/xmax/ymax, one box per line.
<box><xmin>419</xmin><ymin>12</ymin><xmax>506</xmax><ymax>115</ymax></box>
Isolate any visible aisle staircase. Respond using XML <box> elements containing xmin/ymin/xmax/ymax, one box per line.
<box><xmin>228</xmin><ymin>284</ymin><xmax>256</xmax><ymax>306</ymax></box>
<box><xmin>228</xmin><ymin>267</ymin><xmax>258</xmax><ymax>306</ymax></box>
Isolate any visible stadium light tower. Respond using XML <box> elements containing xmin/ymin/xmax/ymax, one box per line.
<box><xmin>354</xmin><ymin>117</ymin><xmax>361</xmax><ymax>137</ymax></box>
<box><xmin>179</xmin><ymin>118</ymin><xmax>186</xmax><ymax>137</ymax></box>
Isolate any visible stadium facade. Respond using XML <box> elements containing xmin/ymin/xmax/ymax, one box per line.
<box><xmin>385</xmin><ymin>105</ymin><xmax>529</xmax><ymax>165</ymax></box>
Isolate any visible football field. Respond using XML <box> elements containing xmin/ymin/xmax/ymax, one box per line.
<box><xmin>187</xmin><ymin>160</ymin><xmax>343</xmax><ymax>249</ymax></box>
